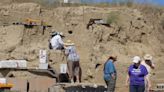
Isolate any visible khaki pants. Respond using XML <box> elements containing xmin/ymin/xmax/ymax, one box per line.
<box><xmin>67</xmin><ymin>61</ymin><xmax>80</xmax><ymax>80</ymax></box>
<box><xmin>105</xmin><ymin>78</ymin><xmax>116</xmax><ymax>92</ymax></box>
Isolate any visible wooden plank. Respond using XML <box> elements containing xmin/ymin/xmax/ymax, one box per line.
<box><xmin>0</xmin><ymin>60</ymin><xmax>27</xmax><ymax>68</ymax></box>
<box><xmin>53</xmin><ymin>83</ymin><xmax>106</xmax><ymax>88</ymax></box>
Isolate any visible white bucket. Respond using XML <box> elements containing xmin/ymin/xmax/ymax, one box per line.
<box><xmin>60</xmin><ymin>64</ymin><xmax>67</xmax><ymax>74</ymax></box>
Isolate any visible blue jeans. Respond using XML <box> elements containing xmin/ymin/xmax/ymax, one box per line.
<box><xmin>130</xmin><ymin>85</ymin><xmax>145</xmax><ymax>92</ymax></box>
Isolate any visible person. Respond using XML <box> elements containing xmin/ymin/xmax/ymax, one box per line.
<box><xmin>50</xmin><ymin>32</ymin><xmax>65</xmax><ymax>50</ymax></box>
<box><xmin>65</xmin><ymin>40</ymin><xmax>81</xmax><ymax>83</ymax></box>
<box><xmin>141</xmin><ymin>54</ymin><xmax>155</xmax><ymax>92</ymax></box>
<box><xmin>126</xmin><ymin>56</ymin><xmax>151</xmax><ymax>92</ymax></box>
<box><xmin>103</xmin><ymin>56</ymin><xmax>117</xmax><ymax>92</ymax></box>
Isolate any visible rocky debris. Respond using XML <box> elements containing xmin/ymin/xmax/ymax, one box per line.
<box><xmin>0</xmin><ymin>2</ymin><xmax>163</xmax><ymax>92</ymax></box>
<box><xmin>0</xmin><ymin>9</ymin><xmax>9</xmax><ymax>16</ymax></box>
<box><xmin>48</xmin><ymin>50</ymin><xmax>66</xmax><ymax>72</ymax></box>
<box><xmin>0</xmin><ymin>26</ymin><xmax>23</xmax><ymax>52</ymax></box>
<box><xmin>85</xmin><ymin>8</ymin><xmax>163</xmax><ymax>86</ymax></box>
<box><xmin>11</xmin><ymin>3</ymin><xmax>41</xmax><ymax>15</ymax></box>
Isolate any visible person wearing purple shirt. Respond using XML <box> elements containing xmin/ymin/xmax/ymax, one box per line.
<box><xmin>126</xmin><ymin>56</ymin><xmax>151</xmax><ymax>92</ymax></box>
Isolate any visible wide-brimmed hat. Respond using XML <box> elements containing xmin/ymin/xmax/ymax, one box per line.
<box><xmin>132</xmin><ymin>56</ymin><xmax>141</xmax><ymax>63</ymax></box>
<box><xmin>108</xmin><ymin>56</ymin><xmax>117</xmax><ymax>61</ymax></box>
<box><xmin>51</xmin><ymin>31</ymin><xmax>57</xmax><ymax>36</ymax></box>
<box><xmin>59</xmin><ymin>32</ymin><xmax>64</xmax><ymax>36</ymax></box>
<box><xmin>65</xmin><ymin>40</ymin><xmax>74</xmax><ymax>46</ymax></box>
<box><xmin>144</xmin><ymin>54</ymin><xmax>153</xmax><ymax>60</ymax></box>
<box><xmin>51</xmin><ymin>31</ymin><xmax>64</xmax><ymax>36</ymax></box>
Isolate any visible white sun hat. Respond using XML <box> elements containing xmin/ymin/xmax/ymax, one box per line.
<box><xmin>144</xmin><ymin>54</ymin><xmax>153</xmax><ymax>60</ymax></box>
<box><xmin>59</xmin><ymin>32</ymin><xmax>63</xmax><ymax>36</ymax></box>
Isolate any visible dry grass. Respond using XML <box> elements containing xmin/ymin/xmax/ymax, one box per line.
<box><xmin>107</xmin><ymin>11</ymin><xmax>120</xmax><ymax>25</ymax></box>
<box><xmin>161</xmin><ymin>19</ymin><xmax>164</xmax><ymax>29</ymax></box>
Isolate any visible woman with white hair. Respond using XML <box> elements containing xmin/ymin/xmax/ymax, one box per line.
<box><xmin>126</xmin><ymin>56</ymin><xmax>151</xmax><ymax>92</ymax></box>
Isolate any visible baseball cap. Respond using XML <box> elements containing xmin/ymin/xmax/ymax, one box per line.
<box><xmin>132</xmin><ymin>56</ymin><xmax>141</xmax><ymax>63</ymax></box>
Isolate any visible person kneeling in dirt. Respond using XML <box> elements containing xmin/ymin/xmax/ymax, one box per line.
<box><xmin>65</xmin><ymin>40</ymin><xmax>81</xmax><ymax>83</ymax></box>
<box><xmin>103</xmin><ymin>56</ymin><xmax>117</xmax><ymax>92</ymax></box>
<box><xmin>49</xmin><ymin>32</ymin><xmax>65</xmax><ymax>50</ymax></box>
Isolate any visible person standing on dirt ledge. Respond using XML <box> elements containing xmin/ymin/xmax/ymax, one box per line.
<box><xmin>65</xmin><ymin>40</ymin><xmax>81</xmax><ymax>83</ymax></box>
<box><xmin>141</xmin><ymin>54</ymin><xmax>155</xmax><ymax>92</ymax></box>
<box><xmin>126</xmin><ymin>56</ymin><xmax>151</xmax><ymax>92</ymax></box>
<box><xmin>50</xmin><ymin>32</ymin><xmax>65</xmax><ymax>50</ymax></box>
<box><xmin>103</xmin><ymin>56</ymin><xmax>117</xmax><ymax>92</ymax></box>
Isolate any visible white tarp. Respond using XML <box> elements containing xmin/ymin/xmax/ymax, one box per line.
<box><xmin>0</xmin><ymin>78</ymin><xmax>6</xmax><ymax>84</ymax></box>
<box><xmin>60</xmin><ymin>64</ymin><xmax>67</xmax><ymax>74</ymax></box>
<box><xmin>95</xmin><ymin>20</ymin><xmax>105</xmax><ymax>24</ymax></box>
<box><xmin>64</xmin><ymin>0</ymin><xmax>68</xmax><ymax>3</ymax></box>
<box><xmin>39</xmin><ymin>50</ymin><xmax>47</xmax><ymax>63</ymax></box>
<box><xmin>0</xmin><ymin>60</ymin><xmax>27</xmax><ymax>68</ymax></box>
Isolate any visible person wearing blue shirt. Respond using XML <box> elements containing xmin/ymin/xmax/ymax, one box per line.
<box><xmin>103</xmin><ymin>56</ymin><xmax>117</xmax><ymax>92</ymax></box>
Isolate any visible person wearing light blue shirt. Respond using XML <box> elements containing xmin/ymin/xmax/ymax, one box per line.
<box><xmin>103</xmin><ymin>56</ymin><xmax>117</xmax><ymax>92</ymax></box>
<box><xmin>65</xmin><ymin>40</ymin><xmax>80</xmax><ymax>83</ymax></box>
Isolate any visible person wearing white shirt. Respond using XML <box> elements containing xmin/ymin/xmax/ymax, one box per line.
<box><xmin>141</xmin><ymin>54</ymin><xmax>155</xmax><ymax>92</ymax></box>
<box><xmin>50</xmin><ymin>32</ymin><xmax>64</xmax><ymax>50</ymax></box>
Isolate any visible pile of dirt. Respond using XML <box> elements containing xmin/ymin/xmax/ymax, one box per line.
<box><xmin>0</xmin><ymin>2</ymin><xmax>163</xmax><ymax>91</ymax></box>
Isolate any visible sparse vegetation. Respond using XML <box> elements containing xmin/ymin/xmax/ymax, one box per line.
<box><xmin>107</xmin><ymin>11</ymin><xmax>120</xmax><ymax>24</ymax></box>
<box><xmin>161</xmin><ymin>19</ymin><xmax>164</xmax><ymax>29</ymax></box>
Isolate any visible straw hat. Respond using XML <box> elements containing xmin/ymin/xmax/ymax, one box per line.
<box><xmin>65</xmin><ymin>40</ymin><xmax>74</xmax><ymax>46</ymax></box>
<box><xmin>59</xmin><ymin>32</ymin><xmax>64</xmax><ymax>37</ymax></box>
<box><xmin>144</xmin><ymin>54</ymin><xmax>153</xmax><ymax>60</ymax></box>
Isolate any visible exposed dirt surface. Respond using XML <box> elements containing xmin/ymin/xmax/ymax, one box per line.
<box><xmin>0</xmin><ymin>1</ymin><xmax>163</xmax><ymax>91</ymax></box>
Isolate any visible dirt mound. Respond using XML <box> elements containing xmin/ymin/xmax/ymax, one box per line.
<box><xmin>0</xmin><ymin>2</ymin><xmax>163</xmax><ymax>91</ymax></box>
